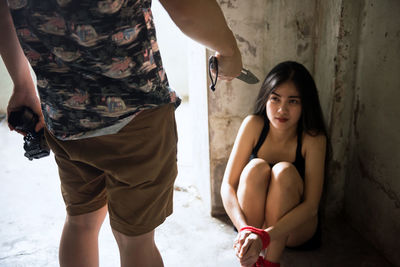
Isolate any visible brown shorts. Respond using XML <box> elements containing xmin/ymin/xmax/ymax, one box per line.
<box><xmin>44</xmin><ymin>103</ymin><xmax>178</xmax><ymax>236</ymax></box>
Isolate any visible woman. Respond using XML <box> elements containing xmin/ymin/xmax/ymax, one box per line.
<box><xmin>220</xmin><ymin>61</ymin><xmax>328</xmax><ymax>267</ymax></box>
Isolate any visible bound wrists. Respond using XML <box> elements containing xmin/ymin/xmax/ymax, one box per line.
<box><xmin>240</xmin><ymin>226</ymin><xmax>271</xmax><ymax>249</ymax></box>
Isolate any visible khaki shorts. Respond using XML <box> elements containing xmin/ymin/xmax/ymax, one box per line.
<box><xmin>44</xmin><ymin>103</ymin><xmax>178</xmax><ymax>236</ymax></box>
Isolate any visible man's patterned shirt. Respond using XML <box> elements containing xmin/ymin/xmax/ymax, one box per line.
<box><xmin>9</xmin><ymin>0</ymin><xmax>180</xmax><ymax>140</ymax></box>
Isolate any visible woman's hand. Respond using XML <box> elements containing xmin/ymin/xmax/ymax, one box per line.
<box><xmin>234</xmin><ymin>229</ymin><xmax>263</xmax><ymax>267</ymax></box>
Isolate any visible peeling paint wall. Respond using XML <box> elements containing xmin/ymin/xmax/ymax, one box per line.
<box><xmin>344</xmin><ymin>0</ymin><xmax>400</xmax><ymax>265</ymax></box>
<box><xmin>314</xmin><ymin>0</ymin><xmax>363</xmax><ymax>218</ymax></box>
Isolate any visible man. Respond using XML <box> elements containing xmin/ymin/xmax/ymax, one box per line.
<box><xmin>0</xmin><ymin>0</ymin><xmax>242</xmax><ymax>266</ymax></box>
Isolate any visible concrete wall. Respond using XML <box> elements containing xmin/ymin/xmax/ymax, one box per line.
<box><xmin>313</xmin><ymin>0</ymin><xmax>363</xmax><ymax>218</ymax></box>
<box><xmin>344</xmin><ymin>0</ymin><xmax>400</xmax><ymax>265</ymax></box>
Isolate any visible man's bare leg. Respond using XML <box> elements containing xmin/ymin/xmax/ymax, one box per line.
<box><xmin>112</xmin><ymin>229</ymin><xmax>163</xmax><ymax>267</ymax></box>
<box><xmin>59</xmin><ymin>205</ymin><xmax>107</xmax><ymax>267</ymax></box>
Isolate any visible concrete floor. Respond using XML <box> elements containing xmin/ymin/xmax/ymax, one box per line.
<box><xmin>0</xmin><ymin>102</ymin><xmax>395</xmax><ymax>267</ymax></box>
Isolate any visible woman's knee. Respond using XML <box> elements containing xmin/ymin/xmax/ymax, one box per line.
<box><xmin>271</xmin><ymin>162</ymin><xmax>303</xmax><ymax>193</ymax></box>
<box><xmin>241</xmin><ymin>158</ymin><xmax>271</xmax><ymax>187</ymax></box>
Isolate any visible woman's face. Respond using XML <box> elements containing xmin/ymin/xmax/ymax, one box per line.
<box><xmin>266</xmin><ymin>81</ymin><xmax>302</xmax><ymax>131</ymax></box>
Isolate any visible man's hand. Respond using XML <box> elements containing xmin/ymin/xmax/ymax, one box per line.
<box><xmin>214</xmin><ymin>47</ymin><xmax>242</xmax><ymax>81</ymax></box>
<box><xmin>7</xmin><ymin>83</ymin><xmax>44</xmax><ymax>134</ymax></box>
<box><xmin>234</xmin><ymin>229</ymin><xmax>263</xmax><ymax>267</ymax></box>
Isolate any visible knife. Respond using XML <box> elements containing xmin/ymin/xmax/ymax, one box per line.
<box><xmin>208</xmin><ymin>56</ymin><xmax>260</xmax><ymax>91</ymax></box>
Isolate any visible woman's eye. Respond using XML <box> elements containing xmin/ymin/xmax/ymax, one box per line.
<box><xmin>289</xmin><ymin>99</ymin><xmax>300</xmax><ymax>104</ymax></box>
<box><xmin>270</xmin><ymin>97</ymin><xmax>279</xmax><ymax>102</ymax></box>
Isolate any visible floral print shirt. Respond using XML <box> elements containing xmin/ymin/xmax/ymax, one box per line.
<box><xmin>9</xmin><ymin>0</ymin><xmax>180</xmax><ymax>140</ymax></box>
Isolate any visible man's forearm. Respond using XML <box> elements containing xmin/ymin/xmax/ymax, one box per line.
<box><xmin>159</xmin><ymin>0</ymin><xmax>239</xmax><ymax>56</ymax></box>
<box><xmin>0</xmin><ymin>0</ymin><xmax>34</xmax><ymax>89</ymax></box>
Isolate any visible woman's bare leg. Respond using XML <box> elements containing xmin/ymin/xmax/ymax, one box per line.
<box><xmin>237</xmin><ymin>158</ymin><xmax>271</xmax><ymax>228</ymax></box>
<box><xmin>264</xmin><ymin>162</ymin><xmax>303</xmax><ymax>263</ymax></box>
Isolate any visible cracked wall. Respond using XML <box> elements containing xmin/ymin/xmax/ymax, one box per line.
<box><xmin>344</xmin><ymin>0</ymin><xmax>400</xmax><ymax>265</ymax></box>
<box><xmin>313</xmin><ymin>0</ymin><xmax>363</xmax><ymax>219</ymax></box>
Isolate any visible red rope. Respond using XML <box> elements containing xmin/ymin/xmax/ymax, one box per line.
<box><xmin>255</xmin><ymin>256</ymin><xmax>280</xmax><ymax>267</ymax></box>
<box><xmin>240</xmin><ymin>226</ymin><xmax>271</xmax><ymax>249</ymax></box>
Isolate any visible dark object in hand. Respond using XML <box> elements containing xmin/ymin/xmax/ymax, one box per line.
<box><xmin>8</xmin><ymin>107</ymin><xmax>50</xmax><ymax>160</ymax></box>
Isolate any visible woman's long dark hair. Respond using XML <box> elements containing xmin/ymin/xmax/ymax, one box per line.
<box><xmin>254</xmin><ymin>61</ymin><xmax>327</xmax><ymax>136</ymax></box>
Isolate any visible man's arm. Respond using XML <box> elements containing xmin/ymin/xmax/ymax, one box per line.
<box><xmin>0</xmin><ymin>0</ymin><xmax>44</xmax><ymax>132</ymax></box>
<box><xmin>159</xmin><ymin>0</ymin><xmax>242</xmax><ymax>80</ymax></box>
<box><xmin>0</xmin><ymin>0</ymin><xmax>33</xmax><ymax>91</ymax></box>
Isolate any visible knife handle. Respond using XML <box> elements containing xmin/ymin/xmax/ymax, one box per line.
<box><xmin>208</xmin><ymin>56</ymin><xmax>218</xmax><ymax>91</ymax></box>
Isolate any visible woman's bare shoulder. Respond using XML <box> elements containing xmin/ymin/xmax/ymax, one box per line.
<box><xmin>241</xmin><ymin>115</ymin><xmax>264</xmax><ymax>133</ymax></box>
<box><xmin>303</xmin><ymin>132</ymin><xmax>327</xmax><ymax>150</ymax></box>
<box><xmin>234</xmin><ymin>115</ymin><xmax>264</xmax><ymax>159</ymax></box>
<box><xmin>243</xmin><ymin>115</ymin><xmax>264</xmax><ymax>127</ymax></box>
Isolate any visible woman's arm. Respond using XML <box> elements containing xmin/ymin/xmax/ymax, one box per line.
<box><xmin>220</xmin><ymin>115</ymin><xmax>263</xmax><ymax>230</ymax></box>
<box><xmin>0</xmin><ymin>0</ymin><xmax>44</xmax><ymax>132</ymax></box>
<box><xmin>266</xmin><ymin>134</ymin><xmax>327</xmax><ymax>241</ymax></box>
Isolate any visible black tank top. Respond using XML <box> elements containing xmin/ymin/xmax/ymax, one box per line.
<box><xmin>250</xmin><ymin>120</ymin><xmax>305</xmax><ymax>179</ymax></box>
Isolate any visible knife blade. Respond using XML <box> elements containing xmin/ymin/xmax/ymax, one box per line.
<box><xmin>237</xmin><ymin>68</ymin><xmax>260</xmax><ymax>84</ymax></box>
<box><xmin>208</xmin><ymin>56</ymin><xmax>259</xmax><ymax>91</ymax></box>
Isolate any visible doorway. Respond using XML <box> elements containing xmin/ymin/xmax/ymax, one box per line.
<box><xmin>152</xmin><ymin>1</ymin><xmax>212</xmax><ymax>211</ymax></box>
